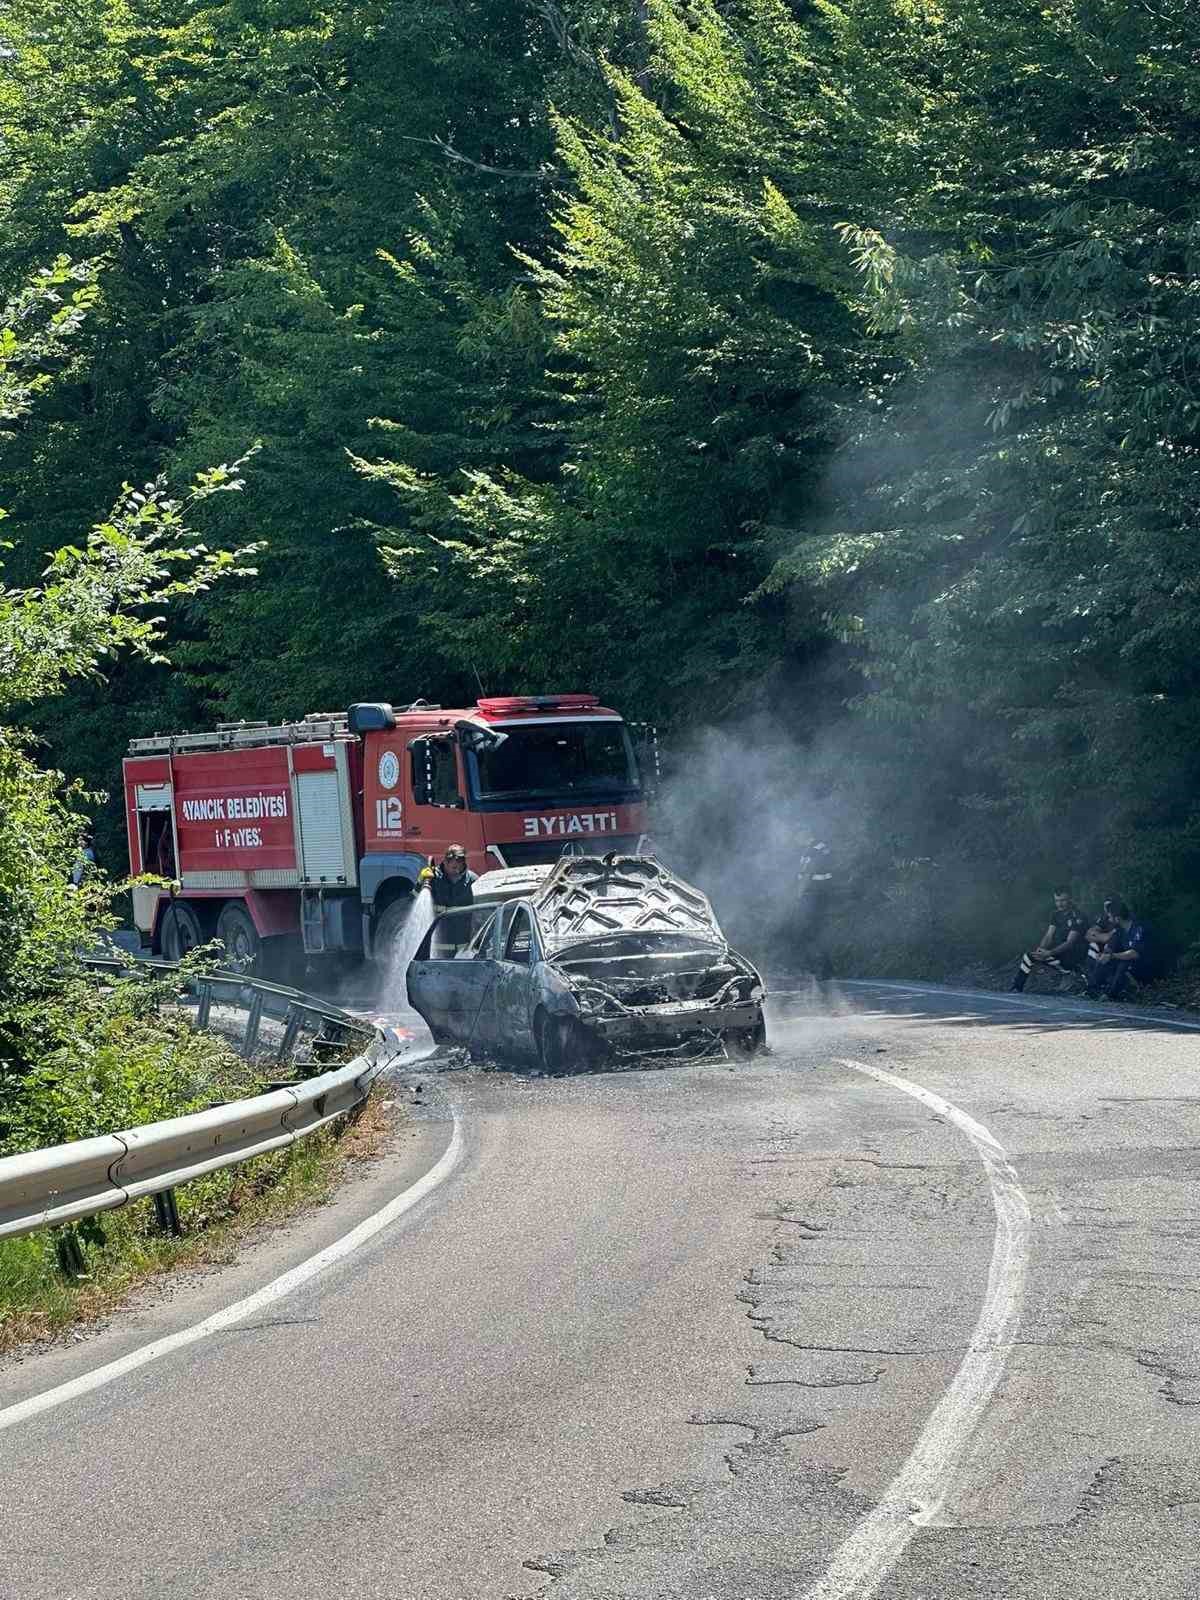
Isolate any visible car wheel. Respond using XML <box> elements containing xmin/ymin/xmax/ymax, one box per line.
<box><xmin>216</xmin><ymin>902</ymin><xmax>262</xmax><ymax>974</ymax></box>
<box><xmin>160</xmin><ymin>902</ymin><xmax>204</xmax><ymax>962</ymax></box>
<box><xmin>724</xmin><ymin>1016</ymin><xmax>767</xmax><ymax>1059</ymax></box>
<box><xmin>537</xmin><ymin>1012</ymin><xmax>590</xmax><ymax>1075</ymax></box>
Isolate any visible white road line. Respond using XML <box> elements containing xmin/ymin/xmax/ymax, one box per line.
<box><xmin>0</xmin><ymin>1114</ymin><xmax>463</xmax><ymax>1435</ymax></box>
<box><xmin>801</xmin><ymin>1058</ymin><xmax>1032</xmax><ymax>1600</ymax></box>
<box><xmin>839</xmin><ymin>977</ymin><xmax>1200</xmax><ymax>1033</ymax></box>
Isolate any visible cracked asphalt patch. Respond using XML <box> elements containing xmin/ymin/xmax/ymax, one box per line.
<box><xmin>525</xmin><ymin>995</ymin><xmax>1200</xmax><ymax>1600</ymax></box>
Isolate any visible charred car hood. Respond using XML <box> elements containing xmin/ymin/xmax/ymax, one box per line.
<box><xmin>528</xmin><ymin>854</ymin><xmax>725</xmax><ymax>957</ymax></box>
<box><xmin>529</xmin><ymin>858</ymin><xmax>763</xmax><ymax>1048</ymax></box>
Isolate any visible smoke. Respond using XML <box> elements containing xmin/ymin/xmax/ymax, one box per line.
<box><xmin>651</xmin><ymin>292</ymin><xmax>1150</xmax><ymax>964</ymax></box>
<box><xmin>648</xmin><ymin>707</ymin><xmax>1032</xmax><ymax>984</ymax></box>
<box><xmin>651</xmin><ymin>715</ymin><xmax>839</xmax><ymax>972</ymax></box>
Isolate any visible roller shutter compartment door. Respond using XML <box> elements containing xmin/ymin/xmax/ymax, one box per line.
<box><xmin>295</xmin><ymin>770</ymin><xmax>351</xmax><ymax>885</ymax></box>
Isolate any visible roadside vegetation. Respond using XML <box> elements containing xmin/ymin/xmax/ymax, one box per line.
<box><xmin>0</xmin><ymin>1095</ymin><xmax>393</xmax><ymax>1357</ymax></box>
<box><xmin>0</xmin><ymin>276</ymin><xmax>391</xmax><ymax>1352</ymax></box>
<box><xmin>2</xmin><ymin>2</ymin><xmax>1198</xmax><ymax>969</ymax></box>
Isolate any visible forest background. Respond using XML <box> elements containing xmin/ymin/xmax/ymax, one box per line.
<box><xmin>2</xmin><ymin>0</ymin><xmax>1198</xmax><ymax>976</ymax></box>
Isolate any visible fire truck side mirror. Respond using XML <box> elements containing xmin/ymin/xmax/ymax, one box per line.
<box><xmin>348</xmin><ymin>702</ymin><xmax>396</xmax><ymax>734</ymax></box>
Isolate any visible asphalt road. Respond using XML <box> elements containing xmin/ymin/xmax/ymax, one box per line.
<box><xmin>3</xmin><ymin>980</ymin><xmax>1200</xmax><ymax>1599</ymax></box>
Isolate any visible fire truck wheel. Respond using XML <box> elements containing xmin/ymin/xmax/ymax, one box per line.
<box><xmin>160</xmin><ymin>902</ymin><xmax>204</xmax><ymax>962</ymax></box>
<box><xmin>216</xmin><ymin>902</ymin><xmax>262</xmax><ymax>974</ymax></box>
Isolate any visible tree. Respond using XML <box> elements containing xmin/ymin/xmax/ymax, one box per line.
<box><xmin>0</xmin><ymin>266</ymin><xmax>253</xmax><ymax>1075</ymax></box>
<box><xmin>755</xmin><ymin>0</ymin><xmax>1200</xmax><ymax>940</ymax></box>
<box><xmin>363</xmin><ymin>0</ymin><xmax>861</xmax><ymax>718</ymax></box>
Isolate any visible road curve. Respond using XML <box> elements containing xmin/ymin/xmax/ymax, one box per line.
<box><xmin>3</xmin><ymin>981</ymin><xmax>1200</xmax><ymax>1599</ymax></box>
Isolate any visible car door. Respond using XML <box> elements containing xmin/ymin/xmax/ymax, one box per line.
<box><xmin>407</xmin><ymin>908</ymin><xmax>498</xmax><ymax>1045</ymax></box>
<box><xmin>487</xmin><ymin>903</ymin><xmax>540</xmax><ymax>1061</ymax></box>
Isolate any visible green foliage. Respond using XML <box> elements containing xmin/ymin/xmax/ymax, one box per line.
<box><xmin>362</xmin><ymin>0</ymin><xmax>858</xmax><ymax>715</ymax></box>
<box><xmin>0</xmin><ymin>971</ymin><xmax>248</xmax><ymax>1154</ymax></box>
<box><xmin>0</xmin><ymin>0</ymin><xmax>637</xmax><ymax>778</ymax></box>
<box><xmin>752</xmin><ymin>0</ymin><xmax>1200</xmax><ymax>938</ymax></box>
<box><xmin>0</xmin><ymin>274</ymin><xmax>252</xmax><ymax>1079</ymax></box>
<box><xmin>4</xmin><ymin>0</ymin><xmax>1200</xmax><ymax>971</ymax></box>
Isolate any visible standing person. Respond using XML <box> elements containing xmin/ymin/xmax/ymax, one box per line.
<box><xmin>1010</xmin><ymin>887</ymin><xmax>1088</xmax><ymax>992</ymax></box>
<box><xmin>69</xmin><ymin>838</ymin><xmax>97</xmax><ymax>889</ymax></box>
<box><xmin>420</xmin><ymin>845</ymin><xmax>478</xmax><ymax>909</ymax></box>
<box><xmin>419</xmin><ymin>845</ymin><xmax>479</xmax><ymax>957</ymax></box>
<box><xmin>794</xmin><ymin>838</ymin><xmax>836</xmax><ymax>982</ymax></box>
<box><xmin>1086</xmin><ymin>902</ymin><xmax>1152</xmax><ymax>999</ymax></box>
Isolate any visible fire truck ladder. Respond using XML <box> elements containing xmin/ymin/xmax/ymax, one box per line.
<box><xmin>127</xmin><ymin>713</ymin><xmax>353</xmax><ymax>755</ymax></box>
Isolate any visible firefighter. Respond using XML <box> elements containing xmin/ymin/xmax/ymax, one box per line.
<box><xmin>793</xmin><ymin>839</ymin><xmax>836</xmax><ymax>981</ymax></box>
<box><xmin>420</xmin><ymin>845</ymin><xmax>478</xmax><ymax>909</ymax></box>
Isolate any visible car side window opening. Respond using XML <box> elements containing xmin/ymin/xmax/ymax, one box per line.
<box><xmin>469</xmin><ymin>912</ymin><xmax>498</xmax><ymax>960</ymax></box>
<box><xmin>410</xmin><ymin>737</ymin><xmax>463</xmax><ymax>809</ymax></box>
<box><xmin>431</xmin><ymin>907</ymin><xmax>478</xmax><ymax>958</ymax></box>
<box><xmin>503</xmin><ymin>908</ymin><xmax>533</xmax><ymax>966</ymax></box>
<box><xmin>412</xmin><ymin>907</ymin><xmax>480</xmax><ymax>962</ymax></box>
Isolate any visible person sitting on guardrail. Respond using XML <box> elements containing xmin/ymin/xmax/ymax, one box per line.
<box><xmin>1010</xmin><ymin>886</ymin><xmax>1088</xmax><ymax>992</ymax></box>
<box><xmin>1085</xmin><ymin>902</ymin><xmax>1153</xmax><ymax>1000</ymax></box>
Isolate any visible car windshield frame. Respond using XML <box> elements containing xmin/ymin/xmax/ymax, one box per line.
<box><xmin>464</xmin><ymin>909</ymin><xmax>498</xmax><ymax>959</ymax></box>
<box><xmin>465</xmin><ymin>719</ymin><xmax>641</xmax><ymax>809</ymax></box>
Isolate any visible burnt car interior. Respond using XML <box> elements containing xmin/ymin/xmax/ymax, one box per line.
<box><xmin>504</xmin><ymin>910</ymin><xmax>533</xmax><ymax>964</ymax></box>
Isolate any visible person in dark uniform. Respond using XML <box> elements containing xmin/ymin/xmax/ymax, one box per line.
<box><xmin>421</xmin><ymin>845</ymin><xmax>478</xmax><ymax>909</ymax></box>
<box><xmin>1010</xmin><ymin>887</ymin><xmax>1087</xmax><ymax>991</ymax></box>
<box><xmin>794</xmin><ymin>839</ymin><xmax>836</xmax><ymax>981</ymax></box>
<box><xmin>1086</xmin><ymin>902</ymin><xmax>1152</xmax><ymax>999</ymax></box>
<box><xmin>1084</xmin><ymin>898</ymin><xmax>1119</xmax><ymax>990</ymax></box>
<box><xmin>419</xmin><ymin>845</ymin><xmax>479</xmax><ymax>957</ymax></box>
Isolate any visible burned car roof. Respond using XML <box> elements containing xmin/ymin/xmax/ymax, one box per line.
<box><xmin>526</xmin><ymin>854</ymin><xmax>725</xmax><ymax>953</ymax></box>
<box><xmin>471</xmin><ymin>863</ymin><xmax>554</xmax><ymax>908</ymax></box>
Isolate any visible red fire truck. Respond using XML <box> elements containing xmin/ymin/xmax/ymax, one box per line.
<box><xmin>123</xmin><ymin>694</ymin><xmax>650</xmax><ymax>972</ymax></box>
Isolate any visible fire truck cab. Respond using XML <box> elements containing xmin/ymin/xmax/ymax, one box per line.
<box><xmin>123</xmin><ymin>694</ymin><xmax>649</xmax><ymax>973</ymax></box>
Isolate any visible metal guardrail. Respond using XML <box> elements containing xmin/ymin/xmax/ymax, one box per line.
<box><xmin>0</xmin><ymin>956</ymin><xmax>400</xmax><ymax>1254</ymax></box>
<box><xmin>80</xmin><ymin>954</ymin><xmax>377</xmax><ymax>1064</ymax></box>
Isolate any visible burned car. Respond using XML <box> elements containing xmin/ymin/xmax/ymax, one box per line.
<box><xmin>406</xmin><ymin>854</ymin><xmax>766</xmax><ymax>1070</ymax></box>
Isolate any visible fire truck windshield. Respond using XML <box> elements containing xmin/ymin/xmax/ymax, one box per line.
<box><xmin>468</xmin><ymin>720</ymin><xmax>640</xmax><ymax>806</ymax></box>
